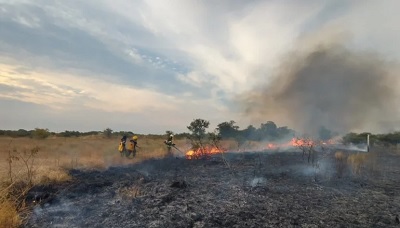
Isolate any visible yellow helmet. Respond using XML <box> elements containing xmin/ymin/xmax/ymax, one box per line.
<box><xmin>132</xmin><ymin>135</ymin><xmax>138</xmax><ymax>140</ymax></box>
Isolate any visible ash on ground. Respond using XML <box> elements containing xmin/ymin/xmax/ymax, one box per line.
<box><xmin>26</xmin><ymin>150</ymin><xmax>400</xmax><ymax>227</ymax></box>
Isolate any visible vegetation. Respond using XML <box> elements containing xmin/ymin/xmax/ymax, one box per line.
<box><xmin>187</xmin><ymin>119</ymin><xmax>210</xmax><ymax>150</ymax></box>
<box><xmin>0</xmin><ymin>136</ymin><xmax>192</xmax><ymax>227</ymax></box>
<box><xmin>1</xmin><ymin>122</ymin><xmax>400</xmax><ymax>147</ymax></box>
<box><xmin>103</xmin><ymin>128</ymin><xmax>113</xmax><ymax>138</ymax></box>
<box><xmin>1</xmin><ymin>120</ymin><xmax>400</xmax><ymax>227</ymax></box>
<box><xmin>31</xmin><ymin>128</ymin><xmax>51</xmax><ymax>139</ymax></box>
<box><xmin>215</xmin><ymin>120</ymin><xmax>295</xmax><ymax>142</ymax></box>
<box><xmin>342</xmin><ymin>132</ymin><xmax>400</xmax><ymax>146</ymax></box>
<box><xmin>1</xmin><ymin>145</ymin><xmax>41</xmax><ymax>227</ymax></box>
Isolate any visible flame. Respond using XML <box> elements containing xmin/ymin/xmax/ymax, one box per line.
<box><xmin>185</xmin><ymin>138</ymin><xmax>338</xmax><ymax>157</ymax></box>
<box><xmin>267</xmin><ymin>143</ymin><xmax>277</xmax><ymax>149</ymax></box>
<box><xmin>185</xmin><ymin>146</ymin><xmax>224</xmax><ymax>159</ymax></box>
<box><xmin>289</xmin><ymin>138</ymin><xmax>313</xmax><ymax>147</ymax></box>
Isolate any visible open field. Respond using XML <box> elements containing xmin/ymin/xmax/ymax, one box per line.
<box><xmin>0</xmin><ymin>135</ymin><xmax>195</xmax><ymax>182</ymax></box>
<box><xmin>1</xmin><ymin>137</ymin><xmax>400</xmax><ymax>227</ymax></box>
<box><xmin>0</xmin><ymin>136</ymin><xmax>195</xmax><ymax>227</ymax></box>
<box><xmin>0</xmin><ymin>136</ymin><xmax>194</xmax><ymax>182</ymax></box>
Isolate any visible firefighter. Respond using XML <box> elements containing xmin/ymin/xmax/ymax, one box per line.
<box><xmin>118</xmin><ymin>135</ymin><xmax>127</xmax><ymax>157</ymax></box>
<box><xmin>164</xmin><ymin>134</ymin><xmax>175</xmax><ymax>156</ymax></box>
<box><xmin>127</xmin><ymin>135</ymin><xmax>139</xmax><ymax>158</ymax></box>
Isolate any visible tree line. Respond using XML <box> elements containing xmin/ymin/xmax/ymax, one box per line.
<box><xmin>2</xmin><ymin>120</ymin><xmax>400</xmax><ymax>146</ymax></box>
<box><xmin>0</xmin><ymin>128</ymin><xmax>102</xmax><ymax>139</ymax></box>
<box><xmin>342</xmin><ymin>132</ymin><xmax>400</xmax><ymax>146</ymax></box>
<box><xmin>0</xmin><ymin>128</ymin><xmax>188</xmax><ymax>140</ymax></box>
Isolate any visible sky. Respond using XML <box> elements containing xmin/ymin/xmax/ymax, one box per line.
<box><xmin>0</xmin><ymin>0</ymin><xmax>399</xmax><ymax>134</ymax></box>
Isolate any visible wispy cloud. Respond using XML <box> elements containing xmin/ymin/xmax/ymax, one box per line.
<box><xmin>0</xmin><ymin>64</ymin><xmax>179</xmax><ymax>112</ymax></box>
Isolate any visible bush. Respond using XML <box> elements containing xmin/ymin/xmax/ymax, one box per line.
<box><xmin>31</xmin><ymin>128</ymin><xmax>50</xmax><ymax>139</ymax></box>
<box><xmin>103</xmin><ymin>128</ymin><xmax>113</xmax><ymax>138</ymax></box>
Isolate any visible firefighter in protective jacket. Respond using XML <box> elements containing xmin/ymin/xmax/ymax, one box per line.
<box><xmin>118</xmin><ymin>135</ymin><xmax>127</xmax><ymax>157</ymax></box>
<box><xmin>164</xmin><ymin>134</ymin><xmax>175</xmax><ymax>156</ymax></box>
<box><xmin>127</xmin><ymin>135</ymin><xmax>139</xmax><ymax>158</ymax></box>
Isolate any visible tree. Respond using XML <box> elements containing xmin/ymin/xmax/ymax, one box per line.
<box><xmin>103</xmin><ymin>128</ymin><xmax>113</xmax><ymax>138</ymax></box>
<box><xmin>241</xmin><ymin>125</ymin><xmax>257</xmax><ymax>140</ymax></box>
<box><xmin>187</xmin><ymin>119</ymin><xmax>210</xmax><ymax>150</ymax></box>
<box><xmin>377</xmin><ymin>132</ymin><xmax>400</xmax><ymax>145</ymax></box>
<box><xmin>258</xmin><ymin>121</ymin><xmax>278</xmax><ymax>140</ymax></box>
<box><xmin>116</xmin><ymin>131</ymin><xmax>133</xmax><ymax>137</ymax></box>
<box><xmin>216</xmin><ymin>120</ymin><xmax>239</xmax><ymax>139</ymax></box>
<box><xmin>318</xmin><ymin>126</ymin><xmax>333</xmax><ymax>140</ymax></box>
<box><xmin>16</xmin><ymin>129</ymin><xmax>30</xmax><ymax>137</ymax></box>
<box><xmin>342</xmin><ymin>132</ymin><xmax>369</xmax><ymax>145</ymax></box>
<box><xmin>32</xmin><ymin>128</ymin><xmax>50</xmax><ymax>139</ymax></box>
<box><xmin>58</xmin><ymin>130</ymin><xmax>81</xmax><ymax>137</ymax></box>
<box><xmin>277</xmin><ymin>126</ymin><xmax>294</xmax><ymax>139</ymax></box>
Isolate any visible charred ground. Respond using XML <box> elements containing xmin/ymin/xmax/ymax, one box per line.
<box><xmin>25</xmin><ymin>149</ymin><xmax>400</xmax><ymax>228</ymax></box>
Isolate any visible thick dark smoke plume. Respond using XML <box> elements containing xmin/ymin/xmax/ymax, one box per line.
<box><xmin>242</xmin><ymin>43</ymin><xmax>400</xmax><ymax>136</ymax></box>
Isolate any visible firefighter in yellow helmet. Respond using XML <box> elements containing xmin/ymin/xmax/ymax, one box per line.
<box><xmin>127</xmin><ymin>135</ymin><xmax>139</xmax><ymax>158</ymax></box>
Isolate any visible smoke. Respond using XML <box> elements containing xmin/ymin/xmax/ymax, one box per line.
<box><xmin>241</xmin><ymin>40</ymin><xmax>400</xmax><ymax>136</ymax></box>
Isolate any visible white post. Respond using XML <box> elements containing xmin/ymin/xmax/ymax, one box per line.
<box><xmin>367</xmin><ymin>134</ymin><xmax>370</xmax><ymax>152</ymax></box>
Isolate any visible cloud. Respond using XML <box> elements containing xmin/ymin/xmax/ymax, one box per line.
<box><xmin>176</xmin><ymin>71</ymin><xmax>210</xmax><ymax>88</ymax></box>
<box><xmin>0</xmin><ymin>63</ymin><xmax>237</xmax><ymax>133</ymax></box>
<box><xmin>0</xmin><ymin>64</ymin><xmax>179</xmax><ymax>112</ymax></box>
<box><xmin>89</xmin><ymin>0</ymin><xmax>326</xmax><ymax>95</ymax></box>
<box><xmin>1</xmin><ymin>0</ymin><xmax>400</xmax><ymax>132</ymax></box>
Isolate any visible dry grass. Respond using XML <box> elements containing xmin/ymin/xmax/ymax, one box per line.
<box><xmin>0</xmin><ymin>136</ymin><xmax>190</xmax><ymax>175</ymax></box>
<box><xmin>347</xmin><ymin>152</ymin><xmax>379</xmax><ymax>175</ymax></box>
<box><xmin>333</xmin><ymin>150</ymin><xmax>379</xmax><ymax>177</ymax></box>
<box><xmin>0</xmin><ymin>200</ymin><xmax>21</xmax><ymax>228</ymax></box>
<box><xmin>334</xmin><ymin>151</ymin><xmax>347</xmax><ymax>178</ymax></box>
<box><xmin>334</xmin><ymin>151</ymin><xmax>346</xmax><ymax>161</ymax></box>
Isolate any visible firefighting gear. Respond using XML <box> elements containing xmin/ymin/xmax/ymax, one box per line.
<box><xmin>128</xmin><ymin>139</ymin><xmax>138</xmax><ymax>151</ymax></box>
<box><xmin>164</xmin><ymin>134</ymin><xmax>178</xmax><ymax>156</ymax></box>
<box><xmin>118</xmin><ymin>142</ymin><xmax>124</xmax><ymax>152</ymax></box>
<box><xmin>171</xmin><ymin>145</ymin><xmax>183</xmax><ymax>153</ymax></box>
<box><xmin>126</xmin><ymin>136</ymin><xmax>140</xmax><ymax>158</ymax></box>
<box><xmin>118</xmin><ymin>136</ymin><xmax>127</xmax><ymax>153</ymax></box>
<box><xmin>164</xmin><ymin>134</ymin><xmax>175</xmax><ymax>147</ymax></box>
<box><xmin>164</xmin><ymin>140</ymin><xmax>175</xmax><ymax>147</ymax></box>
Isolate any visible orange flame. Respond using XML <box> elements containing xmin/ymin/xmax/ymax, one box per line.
<box><xmin>185</xmin><ymin>146</ymin><xmax>224</xmax><ymax>159</ymax></box>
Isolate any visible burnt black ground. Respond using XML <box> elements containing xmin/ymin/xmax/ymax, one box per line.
<box><xmin>25</xmin><ymin>150</ymin><xmax>400</xmax><ymax>228</ymax></box>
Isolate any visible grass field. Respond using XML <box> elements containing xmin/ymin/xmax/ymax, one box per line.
<box><xmin>0</xmin><ymin>135</ymin><xmax>197</xmax><ymax>227</ymax></box>
<box><xmin>0</xmin><ymin>136</ymin><xmax>197</xmax><ymax>182</ymax></box>
<box><xmin>1</xmin><ymin>136</ymin><xmax>398</xmax><ymax>227</ymax></box>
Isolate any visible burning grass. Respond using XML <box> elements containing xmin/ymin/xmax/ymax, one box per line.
<box><xmin>0</xmin><ymin>136</ymin><xmax>189</xmax><ymax>227</ymax></box>
<box><xmin>185</xmin><ymin>146</ymin><xmax>225</xmax><ymax>159</ymax></box>
<box><xmin>1</xmin><ymin>136</ymin><xmax>398</xmax><ymax>227</ymax></box>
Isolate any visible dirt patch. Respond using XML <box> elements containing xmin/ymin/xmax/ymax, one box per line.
<box><xmin>25</xmin><ymin>151</ymin><xmax>400</xmax><ymax>227</ymax></box>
